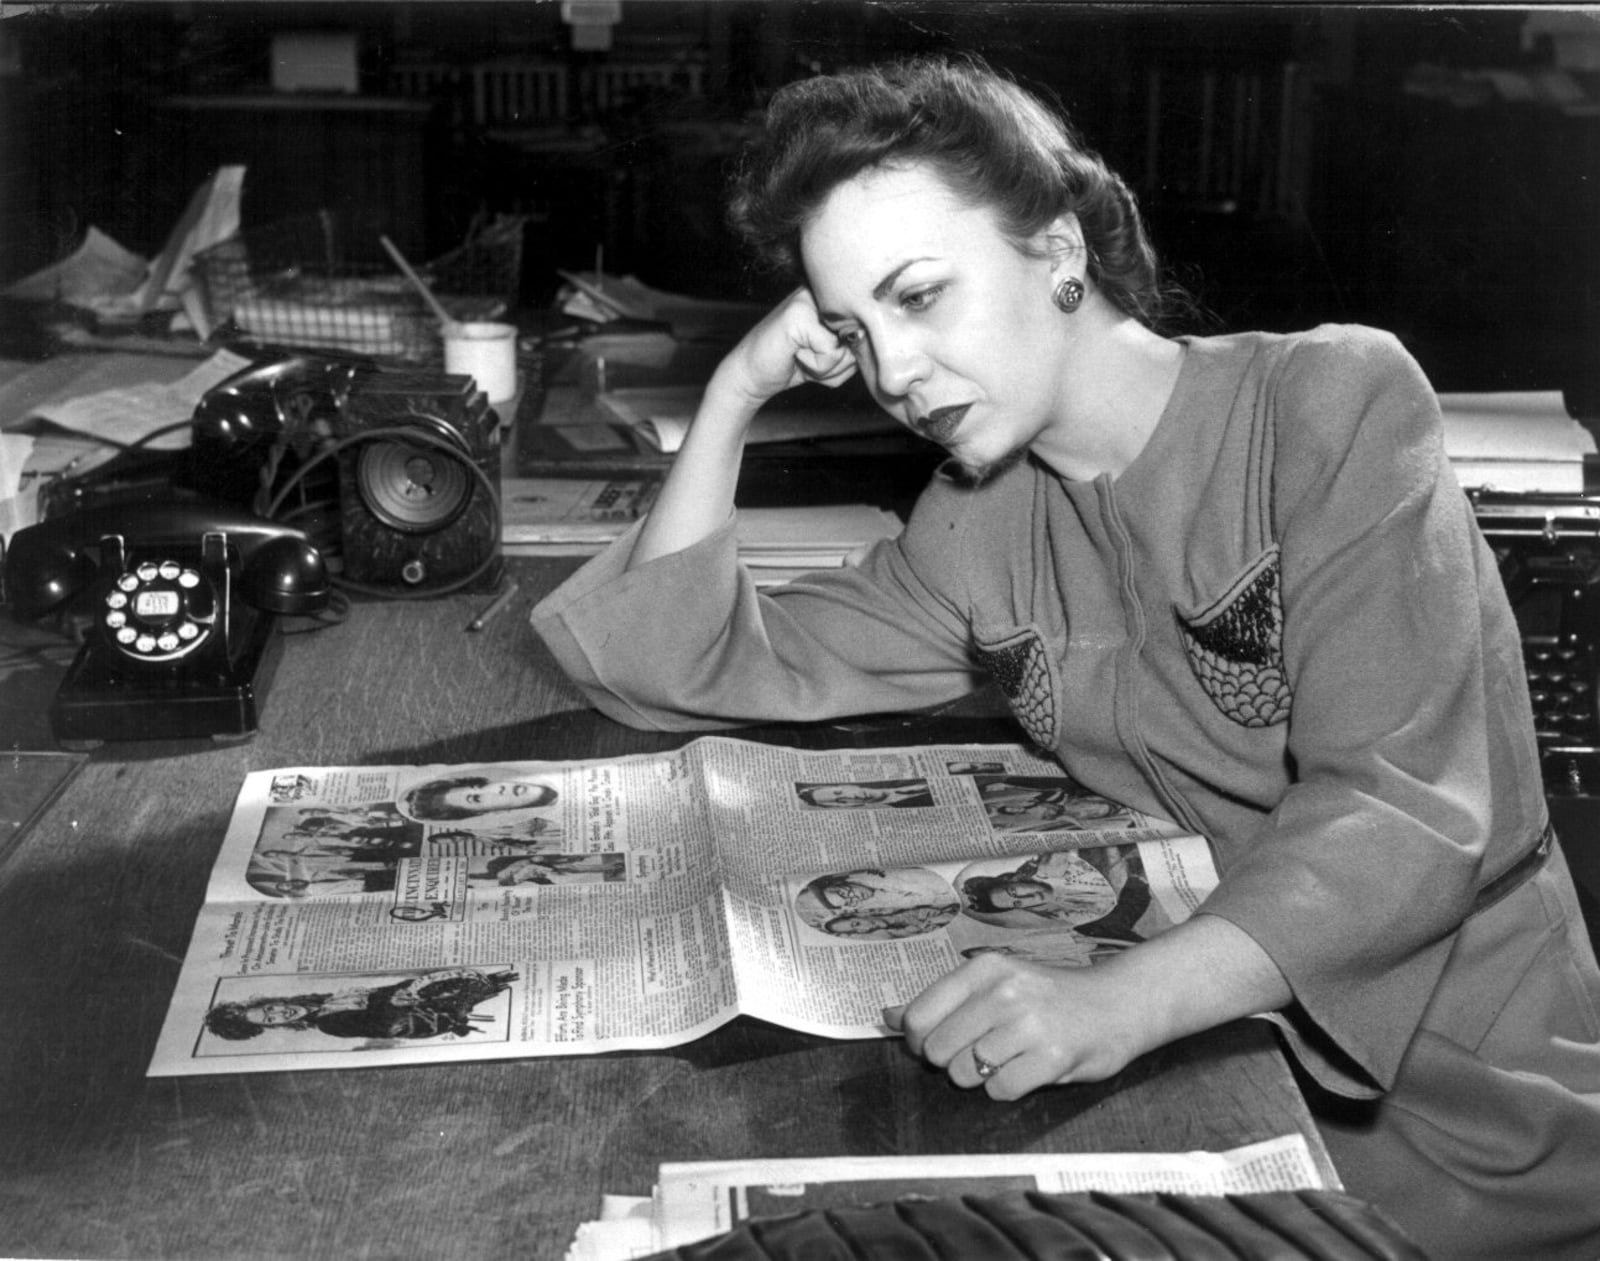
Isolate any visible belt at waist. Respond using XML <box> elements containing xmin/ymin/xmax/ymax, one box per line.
<box><xmin>1471</xmin><ymin>822</ymin><xmax>1555</xmax><ymax>917</ymax></box>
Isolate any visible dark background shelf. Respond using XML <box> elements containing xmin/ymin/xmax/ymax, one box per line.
<box><xmin>2</xmin><ymin>2</ymin><xmax>1595</xmax><ymax>396</ymax></box>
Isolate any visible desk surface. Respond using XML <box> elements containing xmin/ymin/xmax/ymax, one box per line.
<box><xmin>0</xmin><ymin>557</ymin><xmax>1335</xmax><ymax>1261</ymax></box>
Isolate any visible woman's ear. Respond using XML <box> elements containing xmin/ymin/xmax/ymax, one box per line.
<box><xmin>1041</xmin><ymin>212</ymin><xmax>1085</xmax><ymax>272</ymax></box>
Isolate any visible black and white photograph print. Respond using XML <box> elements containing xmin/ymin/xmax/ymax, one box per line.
<box><xmin>973</xmin><ymin>774</ymin><xmax>1138</xmax><ymax>833</ymax></box>
<box><xmin>793</xmin><ymin>866</ymin><xmax>961</xmax><ymax>940</ymax></box>
<box><xmin>464</xmin><ymin>852</ymin><xmax>626</xmax><ymax>887</ymax></box>
<box><xmin>395</xmin><ymin>767</ymin><xmax>561</xmax><ymax>825</ymax></box>
<box><xmin>792</xmin><ymin>779</ymin><xmax>935</xmax><ymax>810</ymax></box>
<box><xmin>955</xmin><ymin>846</ymin><xmax>1157</xmax><ymax>945</ymax></box>
<box><xmin>197</xmin><ymin>966</ymin><xmax>519</xmax><ymax>1056</ymax></box>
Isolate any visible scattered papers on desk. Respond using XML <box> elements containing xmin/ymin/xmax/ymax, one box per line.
<box><xmin>578</xmin><ymin>328</ymin><xmax>681</xmax><ymax>370</ymax></box>
<box><xmin>147</xmin><ymin>738</ymin><xmax>1216</xmax><ymax>1077</ymax></box>
<box><xmin>3</xmin><ymin>226</ymin><xmax>148</xmax><ymax>306</ymax></box>
<box><xmin>0</xmin><ymin>348</ymin><xmax>251</xmax><ymax>534</ymax></box>
<box><xmin>0</xmin><ymin>432</ymin><xmax>33</xmax><ymax>540</ymax></box>
<box><xmin>1440</xmin><ymin>390</ymin><xmax>1594</xmax><ymax>493</ymax></box>
<box><xmin>597</xmin><ymin>384</ymin><xmax>902</xmax><ymax>453</ymax></box>
<box><xmin>12</xmin><ymin>348</ymin><xmax>250</xmax><ymax>452</ymax></box>
<box><xmin>566</xmin><ymin>1136</ymin><xmax>1330</xmax><ymax>1260</ymax></box>
<box><xmin>3</xmin><ymin>168</ymin><xmax>243</xmax><ymax>327</ymax></box>
<box><xmin>566</xmin><ymin>1195</ymin><xmax>654</xmax><ymax>1261</ymax></box>
<box><xmin>501</xmin><ymin>476</ymin><xmax>662</xmax><ymax>547</ymax></box>
<box><xmin>500</xmin><ymin>486</ymin><xmax>901</xmax><ymax>582</ymax></box>
<box><xmin>557</xmin><ymin>270</ymin><xmax>766</xmax><ymax>341</ymax></box>
<box><xmin>134</xmin><ymin>165</ymin><xmax>245</xmax><ymax>319</ymax></box>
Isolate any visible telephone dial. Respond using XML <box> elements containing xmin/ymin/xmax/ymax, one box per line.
<box><xmin>4</xmin><ymin>498</ymin><xmax>330</xmax><ymax>747</ymax></box>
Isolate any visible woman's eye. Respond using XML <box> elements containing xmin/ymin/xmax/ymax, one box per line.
<box><xmin>835</xmin><ymin>327</ymin><xmax>865</xmax><ymax>350</ymax></box>
<box><xmin>902</xmin><ymin>285</ymin><xmax>945</xmax><ymax>312</ymax></box>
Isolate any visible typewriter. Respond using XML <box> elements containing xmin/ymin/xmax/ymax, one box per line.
<box><xmin>1442</xmin><ymin>387</ymin><xmax>1600</xmax><ymax>792</ymax></box>
<box><xmin>1473</xmin><ymin>487</ymin><xmax>1600</xmax><ymax>784</ymax></box>
<box><xmin>1445</xmin><ymin>388</ymin><xmax>1600</xmax><ymax>930</ymax></box>
<box><xmin>1478</xmin><ymin>480</ymin><xmax>1600</xmax><ymax>938</ymax></box>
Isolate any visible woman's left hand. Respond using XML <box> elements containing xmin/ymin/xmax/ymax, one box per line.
<box><xmin>883</xmin><ymin>915</ymin><xmax>1294</xmax><ymax>1100</ymax></box>
<box><xmin>884</xmin><ymin>951</ymin><xmax>1152</xmax><ymax>1099</ymax></box>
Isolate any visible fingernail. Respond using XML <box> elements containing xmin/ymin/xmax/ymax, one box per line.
<box><xmin>881</xmin><ymin>1005</ymin><xmax>905</xmax><ymax>1029</ymax></box>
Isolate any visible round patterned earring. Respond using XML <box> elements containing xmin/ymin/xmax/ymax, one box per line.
<box><xmin>1052</xmin><ymin>276</ymin><xmax>1085</xmax><ymax>314</ymax></box>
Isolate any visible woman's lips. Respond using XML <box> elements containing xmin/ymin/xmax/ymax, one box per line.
<box><xmin>916</xmin><ymin>403</ymin><xmax>971</xmax><ymax>444</ymax></box>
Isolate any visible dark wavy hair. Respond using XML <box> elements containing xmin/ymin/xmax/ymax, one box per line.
<box><xmin>729</xmin><ymin>54</ymin><xmax>1180</xmax><ymax>330</ymax></box>
<box><xmin>204</xmin><ymin>996</ymin><xmax>324</xmax><ymax>1040</ymax></box>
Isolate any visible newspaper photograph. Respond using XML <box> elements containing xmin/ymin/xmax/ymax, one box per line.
<box><xmin>148</xmin><ymin>738</ymin><xmax>1217</xmax><ymax>1076</ymax></box>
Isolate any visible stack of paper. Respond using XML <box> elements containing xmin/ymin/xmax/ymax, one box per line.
<box><xmin>1440</xmin><ymin>391</ymin><xmax>1594</xmax><ymax>493</ymax></box>
<box><xmin>557</xmin><ymin>270</ymin><xmax>767</xmax><ymax>341</ymax></box>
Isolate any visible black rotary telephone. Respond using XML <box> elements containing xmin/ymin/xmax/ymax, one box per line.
<box><xmin>3</xmin><ymin>499</ymin><xmax>330</xmax><ymax>747</ymax></box>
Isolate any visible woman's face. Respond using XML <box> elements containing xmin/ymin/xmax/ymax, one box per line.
<box><xmin>440</xmin><ymin>778</ymin><xmax>555</xmax><ymax>816</ymax></box>
<box><xmin>801</xmin><ymin>162</ymin><xmax>1066</xmax><ymax>481</ymax></box>
<box><xmin>248</xmin><ymin>1001</ymin><xmax>310</xmax><ymax>1027</ymax></box>
<box><xmin>991</xmin><ymin>878</ymin><xmax>1052</xmax><ymax>910</ymax></box>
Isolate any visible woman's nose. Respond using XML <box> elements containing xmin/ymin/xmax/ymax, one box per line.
<box><xmin>871</xmin><ymin>327</ymin><xmax>929</xmax><ymax>399</ymax></box>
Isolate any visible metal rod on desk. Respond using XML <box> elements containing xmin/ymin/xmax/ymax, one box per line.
<box><xmin>466</xmin><ymin>580</ymin><xmax>519</xmax><ymax>633</ymax></box>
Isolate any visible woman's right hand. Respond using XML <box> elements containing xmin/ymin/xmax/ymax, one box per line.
<box><xmin>712</xmin><ymin>285</ymin><xmax>858</xmax><ymax>413</ymax></box>
<box><xmin>629</xmin><ymin>287</ymin><xmax>856</xmax><ymax>569</ymax></box>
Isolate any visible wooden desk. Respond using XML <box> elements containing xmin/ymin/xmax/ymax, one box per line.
<box><xmin>0</xmin><ymin>558</ymin><xmax>1335</xmax><ymax>1260</ymax></box>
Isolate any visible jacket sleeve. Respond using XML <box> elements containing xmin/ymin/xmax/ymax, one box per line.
<box><xmin>528</xmin><ymin>487</ymin><xmax>987</xmax><ymax>731</ymax></box>
<box><xmin>1197</xmin><ymin>326</ymin><xmax>1548</xmax><ymax>1094</ymax></box>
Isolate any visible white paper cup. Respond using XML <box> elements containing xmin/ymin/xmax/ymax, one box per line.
<box><xmin>443</xmin><ymin>321</ymin><xmax>518</xmax><ymax>404</ymax></box>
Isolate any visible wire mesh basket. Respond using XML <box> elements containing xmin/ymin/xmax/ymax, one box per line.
<box><xmin>194</xmin><ymin>211</ymin><xmax>525</xmax><ymax>361</ymax></box>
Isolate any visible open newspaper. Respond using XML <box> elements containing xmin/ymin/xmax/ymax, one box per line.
<box><xmin>148</xmin><ymin>738</ymin><xmax>1218</xmax><ymax>1076</ymax></box>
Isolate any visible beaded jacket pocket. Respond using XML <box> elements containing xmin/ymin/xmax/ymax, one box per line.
<box><xmin>1175</xmin><ymin>546</ymin><xmax>1292</xmax><ymax>728</ymax></box>
<box><xmin>974</xmin><ymin>626</ymin><xmax>1059</xmax><ymax>749</ymax></box>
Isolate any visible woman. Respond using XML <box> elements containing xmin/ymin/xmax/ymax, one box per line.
<box><xmin>396</xmin><ymin>771</ymin><xmax>558</xmax><ymax>823</ymax></box>
<box><xmin>532</xmin><ymin>56</ymin><xmax>1600</xmax><ymax>1258</ymax></box>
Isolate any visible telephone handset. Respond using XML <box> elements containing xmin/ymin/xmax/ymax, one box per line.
<box><xmin>4</xmin><ymin>499</ymin><xmax>330</xmax><ymax>747</ymax></box>
<box><xmin>185</xmin><ymin>355</ymin><xmax>362</xmax><ymax>511</ymax></box>
<box><xmin>37</xmin><ymin>354</ymin><xmax>364</xmax><ymax>523</ymax></box>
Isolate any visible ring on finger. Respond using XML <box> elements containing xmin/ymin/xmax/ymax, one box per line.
<box><xmin>972</xmin><ymin>1048</ymin><xmax>1002</xmax><ymax>1079</ymax></box>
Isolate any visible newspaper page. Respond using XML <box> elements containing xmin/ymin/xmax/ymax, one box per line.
<box><xmin>148</xmin><ymin>740</ymin><xmax>1215</xmax><ymax>1076</ymax></box>
<box><xmin>148</xmin><ymin>744</ymin><xmax>735</xmax><ymax>1075</ymax></box>
<box><xmin>646</xmin><ymin>1136</ymin><xmax>1332</xmax><ymax>1255</ymax></box>
<box><xmin>694</xmin><ymin>737</ymin><xmax>1211</xmax><ymax>1037</ymax></box>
